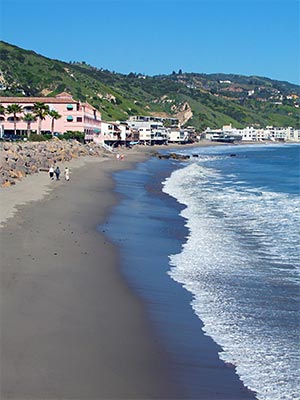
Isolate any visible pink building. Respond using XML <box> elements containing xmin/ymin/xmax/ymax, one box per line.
<box><xmin>0</xmin><ymin>92</ymin><xmax>101</xmax><ymax>137</ymax></box>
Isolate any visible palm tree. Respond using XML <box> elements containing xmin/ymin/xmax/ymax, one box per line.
<box><xmin>48</xmin><ymin>110</ymin><xmax>62</xmax><ymax>136</ymax></box>
<box><xmin>6</xmin><ymin>104</ymin><xmax>23</xmax><ymax>136</ymax></box>
<box><xmin>23</xmin><ymin>113</ymin><xmax>36</xmax><ymax>138</ymax></box>
<box><xmin>33</xmin><ymin>102</ymin><xmax>50</xmax><ymax>135</ymax></box>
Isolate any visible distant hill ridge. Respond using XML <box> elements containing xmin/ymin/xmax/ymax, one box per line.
<box><xmin>0</xmin><ymin>41</ymin><xmax>299</xmax><ymax>129</ymax></box>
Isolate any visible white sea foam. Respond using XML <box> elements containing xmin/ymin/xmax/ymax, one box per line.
<box><xmin>163</xmin><ymin>162</ymin><xmax>300</xmax><ymax>400</ymax></box>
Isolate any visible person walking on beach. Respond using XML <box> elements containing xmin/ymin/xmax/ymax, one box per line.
<box><xmin>54</xmin><ymin>166</ymin><xmax>61</xmax><ymax>180</ymax></box>
<box><xmin>49</xmin><ymin>166</ymin><xmax>54</xmax><ymax>180</ymax></box>
<box><xmin>64</xmin><ymin>167</ymin><xmax>70</xmax><ymax>181</ymax></box>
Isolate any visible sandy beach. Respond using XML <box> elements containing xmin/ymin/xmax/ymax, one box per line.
<box><xmin>0</xmin><ymin>147</ymin><xmax>182</xmax><ymax>398</ymax></box>
<box><xmin>0</xmin><ymin>143</ymin><xmax>256</xmax><ymax>399</ymax></box>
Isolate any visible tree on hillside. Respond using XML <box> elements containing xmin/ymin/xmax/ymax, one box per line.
<box><xmin>48</xmin><ymin>110</ymin><xmax>62</xmax><ymax>136</ymax></box>
<box><xmin>33</xmin><ymin>102</ymin><xmax>50</xmax><ymax>135</ymax></box>
<box><xmin>6</xmin><ymin>104</ymin><xmax>23</xmax><ymax>136</ymax></box>
<box><xmin>23</xmin><ymin>113</ymin><xmax>36</xmax><ymax>138</ymax></box>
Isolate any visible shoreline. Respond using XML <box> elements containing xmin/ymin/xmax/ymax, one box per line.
<box><xmin>105</xmin><ymin>155</ymin><xmax>256</xmax><ymax>399</ymax></box>
<box><xmin>0</xmin><ymin>143</ymin><xmax>257</xmax><ymax>399</ymax></box>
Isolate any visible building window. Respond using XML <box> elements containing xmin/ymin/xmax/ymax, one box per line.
<box><xmin>23</xmin><ymin>106</ymin><xmax>34</xmax><ymax>112</ymax></box>
<box><xmin>77</xmin><ymin>117</ymin><xmax>82</xmax><ymax>122</ymax></box>
<box><xmin>7</xmin><ymin>116</ymin><xmax>21</xmax><ymax>122</ymax></box>
<box><xmin>67</xmin><ymin>116</ymin><xmax>73</xmax><ymax>122</ymax></box>
<box><xmin>67</xmin><ymin>104</ymin><xmax>74</xmax><ymax>110</ymax></box>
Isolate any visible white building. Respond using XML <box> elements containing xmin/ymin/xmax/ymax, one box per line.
<box><xmin>265</xmin><ymin>126</ymin><xmax>292</xmax><ymax>141</ymax></box>
<box><xmin>288</xmin><ymin>128</ymin><xmax>300</xmax><ymax>141</ymax></box>
<box><xmin>240</xmin><ymin>126</ymin><xmax>269</xmax><ymax>141</ymax></box>
<box><xmin>90</xmin><ymin>121</ymin><xmax>121</xmax><ymax>147</ymax></box>
<box><xmin>168</xmin><ymin>128</ymin><xmax>191</xmax><ymax>143</ymax></box>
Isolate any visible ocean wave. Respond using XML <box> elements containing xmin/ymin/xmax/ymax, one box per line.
<box><xmin>162</xmin><ymin>162</ymin><xmax>300</xmax><ymax>400</ymax></box>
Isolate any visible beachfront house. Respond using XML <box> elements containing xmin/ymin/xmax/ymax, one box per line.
<box><xmin>87</xmin><ymin>120</ymin><xmax>137</xmax><ymax>149</ymax></box>
<box><xmin>167</xmin><ymin>127</ymin><xmax>191</xmax><ymax>143</ymax></box>
<box><xmin>90</xmin><ymin>121</ymin><xmax>121</xmax><ymax>147</ymax></box>
<box><xmin>204</xmin><ymin>125</ymin><xmax>242</xmax><ymax>142</ymax></box>
<box><xmin>127</xmin><ymin>119</ymin><xmax>168</xmax><ymax>145</ymax></box>
<box><xmin>264</xmin><ymin>126</ymin><xmax>299</xmax><ymax>141</ymax></box>
<box><xmin>0</xmin><ymin>92</ymin><xmax>102</xmax><ymax>138</ymax></box>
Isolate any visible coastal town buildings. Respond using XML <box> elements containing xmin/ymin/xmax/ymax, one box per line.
<box><xmin>126</xmin><ymin>117</ymin><xmax>194</xmax><ymax>144</ymax></box>
<box><xmin>0</xmin><ymin>93</ymin><xmax>298</xmax><ymax>144</ymax></box>
<box><xmin>204</xmin><ymin>124</ymin><xmax>300</xmax><ymax>142</ymax></box>
<box><xmin>0</xmin><ymin>92</ymin><xmax>101</xmax><ymax>137</ymax></box>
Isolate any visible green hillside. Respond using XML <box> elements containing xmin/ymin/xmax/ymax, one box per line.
<box><xmin>0</xmin><ymin>41</ymin><xmax>299</xmax><ymax>130</ymax></box>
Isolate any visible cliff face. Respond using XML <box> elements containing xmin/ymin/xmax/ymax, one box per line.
<box><xmin>173</xmin><ymin>102</ymin><xmax>193</xmax><ymax>125</ymax></box>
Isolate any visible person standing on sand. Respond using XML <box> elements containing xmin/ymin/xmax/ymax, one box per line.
<box><xmin>64</xmin><ymin>167</ymin><xmax>70</xmax><ymax>181</ymax></box>
<box><xmin>54</xmin><ymin>166</ymin><xmax>61</xmax><ymax>180</ymax></box>
<box><xmin>49</xmin><ymin>166</ymin><xmax>54</xmax><ymax>180</ymax></box>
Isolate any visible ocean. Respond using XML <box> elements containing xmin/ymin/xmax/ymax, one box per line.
<box><xmin>104</xmin><ymin>143</ymin><xmax>300</xmax><ymax>400</ymax></box>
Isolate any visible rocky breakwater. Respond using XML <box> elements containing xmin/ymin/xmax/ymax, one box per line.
<box><xmin>156</xmin><ymin>152</ymin><xmax>190</xmax><ymax>161</ymax></box>
<box><xmin>0</xmin><ymin>139</ymin><xmax>110</xmax><ymax>187</ymax></box>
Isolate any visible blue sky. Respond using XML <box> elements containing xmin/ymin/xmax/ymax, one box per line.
<box><xmin>1</xmin><ymin>0</ymin><xmax>299</xmax><ymax>84</ymax></box>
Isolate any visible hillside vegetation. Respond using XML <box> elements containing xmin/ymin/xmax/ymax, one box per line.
<box><xmin>0</xmin><ymin>41</ymin><xmax>299</xmax><ymax>130</ymax></box>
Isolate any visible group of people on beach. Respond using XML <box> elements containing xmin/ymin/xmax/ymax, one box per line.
<box><xmin>49</xmin><ymin>165</ymin><xmax>70</xmax><ymax>181</ymax></box>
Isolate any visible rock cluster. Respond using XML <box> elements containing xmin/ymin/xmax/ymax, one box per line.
<box><xmin>0</xmin><ymin>138</ymin><xmax>110</xmax><ymax>187</ymax></box>
<box><xmin>157</xmin><ymin>152</ymin><xmax>190</xmax><ymax>161</ymax></box>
